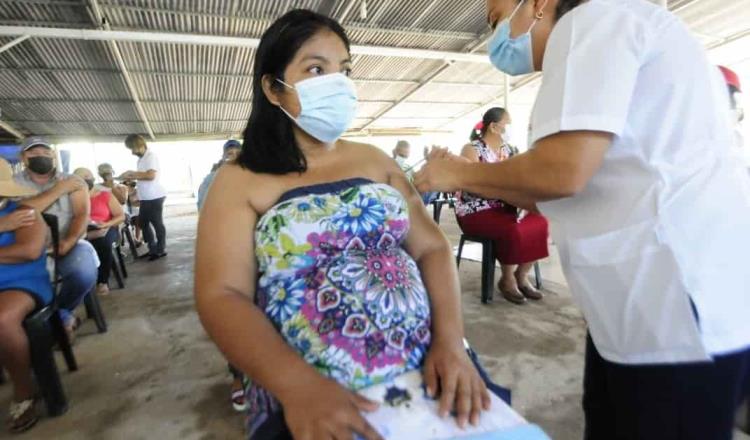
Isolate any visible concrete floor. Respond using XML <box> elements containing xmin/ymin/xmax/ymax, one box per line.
<box><xmin>0</xmin><ymin>206</ymin><xmax>742</xmax><ymax>439</ymax></box>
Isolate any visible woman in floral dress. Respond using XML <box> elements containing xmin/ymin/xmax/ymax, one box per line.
<box><xmin>194</xmin><ymin>9</ymin><xmax>489</xmax><ymax>440</ymax></box>
<box><xmin>455</xmin><ymin>108</ymin><xmax>549</xmax><ymax>305</ymax></box>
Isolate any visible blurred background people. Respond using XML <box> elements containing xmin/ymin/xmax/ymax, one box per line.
<box><xmin>197</xmin><ymin>140</ymin><xmax>242</xmax><ymax>211</ymax></box>
<box><xmin>718</xmin><ymin>65</ymin><xmax>746</xmax><ymax>167</ymax></box>
<box><xmin>74</xmin><ymin>168</ymin><xmax>125</xmax><ymax>296</ymax></box>
<box><xmin>97</xmin><ymin>163</ymin><xmax>128</xmax><ymax>206</ymax></box>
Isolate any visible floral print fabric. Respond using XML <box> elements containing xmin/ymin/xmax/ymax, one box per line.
<box><xmin>245</xmin><ymin>178</ymin><xmax>431</xmax><ymax>437</ymax></box>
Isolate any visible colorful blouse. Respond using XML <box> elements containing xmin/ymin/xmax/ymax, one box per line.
<box><xmin>455</xmin><ymin>140</ymin><xmax>512</xmax><ymax>217</ymax></box>
<box><xmin>246</xmin><ymin>178</ymin><xmax>432</xmax><ymax>437</ymax></box>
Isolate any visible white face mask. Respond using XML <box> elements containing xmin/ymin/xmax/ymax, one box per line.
<box><xmin>276</xmin><ymin>73</ymin><xmax>359</xmax><ymax>143</ymax></box>
<box><xmin>502</xmin><ymin>123</ymin><xmax>514</xmax><ymax>144</ymax></box>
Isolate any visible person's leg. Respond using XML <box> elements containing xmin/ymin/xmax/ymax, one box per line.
<box><xmin>89</xmin><ymin>230</ymin><xmax>115</xmax><ymax>287</ymax></box>
<box><xmin>515</xmin><ymin>262</ymin><xmax>543</xmax><ymax>300</ymax></box>
<box><xmin>499</xmin><ymin>264</ymin><xmax>518</xmax><ymax>291</ymax></box>
<box><xmin>0</xmin><ymin>291</ymin><xmax>37</xmax><ymax>402</ymax></box>
<box><xmin>56</xmin><ymin>242</ymin><xmax>98</xmax><ymax>328</ymax></box>
<box><xmin>139</xmin><ymin>200</ymin><xmax>156</xmax><ymax>255</ymax></box>
<box><xmin>152</xmin><ymin>197</ymin><xmax>166</xmax><ymax>255</ymax></box>
<box><xmin>0</xmin><ymin>290</ymin><xmax>39</xmax><ymax>432</ymax></box>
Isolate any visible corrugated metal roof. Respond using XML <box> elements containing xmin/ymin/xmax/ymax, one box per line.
<box><xmin>0</xmin><ymin>0</ymin><xmax>747</xmax><ymax>140</ymax></box>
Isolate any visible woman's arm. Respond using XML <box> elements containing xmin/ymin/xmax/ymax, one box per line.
<box><xmin>196</xmin><ymin>166</ymin><xmax>382</xmax><ymax>439</ymax></box>
<box><xmin>0</xmin><ymin>208</ymin><xmax>47</xmax><ymax>264</ymax></box>
<box><xmin>385</xmin><ymin>159</ymin><xmax>490</xmax><ymax>428</ymax></box>
<box><xmin>415</xmin><ymin>131</ymin><xmax>612</xmax><ymax>202</ymax></box>
<box><xmin>195</xmin><ymin>166</ymin><xmax>321</xmax><ymax>401</ymax></box>
<box><xmin>99</xmin><ymin>193</ymin><xmax>125</xmax><ymax>229</ymax></box>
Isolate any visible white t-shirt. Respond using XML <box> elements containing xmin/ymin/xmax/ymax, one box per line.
<box><xmin>136</xmin><ymin>149</ymin><xmax>167</xmax><ymax>201</ymax></box>
<box><xmin>531</xmin><ymin>0</ymin><xmax>750</xmax><ymax>364</ymax></box>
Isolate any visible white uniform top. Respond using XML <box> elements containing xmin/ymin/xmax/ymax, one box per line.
<box><xmin>136</xmin><ymin>149</ymin><xmax>167</xmax><ymax>201</ymax></box>
<box><xmin>530</xmin><ymin>0</ymin><xmax>750</xmax><ymax>364</ymax></box>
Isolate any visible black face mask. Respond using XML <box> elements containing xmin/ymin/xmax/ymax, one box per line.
<box><xmin>27</xmin><ymin>156</ymin><xmax>54</xmax><ymax>175</ymax></box>
<box><xmin>85</xmin><ymin>179</ymin><xmax>95</xmax><ymax>191</ymax></box>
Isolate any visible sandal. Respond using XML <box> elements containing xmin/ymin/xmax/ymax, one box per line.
<box><xmin>231</xmin><ymin>389</ymin><xmax>248</xmax><ymax>412</ymax></box>
<box><xmin>8</xmin><ymin>399</ymin><xmax>38</xmax><ymax>433</ymax></box>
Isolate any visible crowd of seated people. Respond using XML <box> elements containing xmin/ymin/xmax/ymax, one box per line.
<box><xmin>0</xmin><ymin>136</ymin><xmax>137</xmax><ymax>433</ymax></box>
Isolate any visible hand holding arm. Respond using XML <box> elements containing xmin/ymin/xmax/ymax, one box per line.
<box><xmin>414</xmin><ymin>131</ymin><xmax>612</xmax><ymax>206</ymax></box>
<box><xmin>22</xmin><ymin>176</ymin><xmax>85</xmax><ymax>212</ymax></box>
<box><xmin>0</xmin><ymin>208</ymin><xmax>47</xmax><ymax>264</ymax></box>
<box><xmin>0</xmin><ymin>209</ymin><xmax>36</xmax><ymax>233</ymax></box>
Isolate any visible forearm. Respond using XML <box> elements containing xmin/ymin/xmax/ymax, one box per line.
<box><xmin>458</xmin><ymin>151</ymin><xmax>574</xmax><ymax>202</ymax></box>
<box><xmin>197</xmin><ymin>290</ymin><xmax>325</xmax><ymax>403</ymax></box>
<box><xmin>133</xmin><ymin>171</ymin><xmax>154</xmax><ymax>181</ymax></box>
<box><xmin>64</xmin><ymin>215</ymin><xmax>87</xmax><ymax>244</ymax></box>
<box><xmin>101</xmin><ymin>214</ymin><xmax>125</xmax><ymax>229</ymax></box>
<box><xmin>23</xmin><ymin>186</ymin><xmax>65</xmax><ymax>212</ymax></box>
<box><xmin>418</xmin><ymin>241</ymin><xmax>465</xmax><ymax>346</ymax></box>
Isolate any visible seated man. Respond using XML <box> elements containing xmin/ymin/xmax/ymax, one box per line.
<box><xmin>13</xmin><ymin>137</ymin><xmax>97</xmax><ymax>337</ymax></box>
<box><xmin>0</xmin><ymin>158</ymin><xmax>50</xmax><ymax>433</ymax></box>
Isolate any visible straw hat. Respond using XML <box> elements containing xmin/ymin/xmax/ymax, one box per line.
<box><xmin>0</xmin><ymin>158</ymin><xmax>36</xmax><ymax>198</ymax></box>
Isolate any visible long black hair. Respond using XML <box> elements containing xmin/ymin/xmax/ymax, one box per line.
<box><xmin>470</xmin><ymin>107</ymin><xmax>508</xmax><ymax>142</ymax></box>
<box><xmin>237</xmin><ymin>9</ymin><xmax>351</xmax><ymax>174</ymax></box>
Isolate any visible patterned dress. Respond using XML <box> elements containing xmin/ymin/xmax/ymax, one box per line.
<box><xmin>455</xmin><ymin>140</ymin><xmax>513</xmax><ymax>217</ymax></box>
<box><xmin>246</xmin><ymin>178</ymin><xmax>432</xmax><ymax>437</ymax></box>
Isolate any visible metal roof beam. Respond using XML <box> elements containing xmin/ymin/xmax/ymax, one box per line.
<box><xmin>441</xmin><ymin>73</ymin><xmax>542</xmax><ymax>127</ymax></box>
<box><xmin>86</xmin><ymin>0</ymin><xmax>155</xmax><ymax>140</ymax></box>
<box><xmin>0</xmin><ymin>35</ymin><xmax>30</xmax><ymax>55</ymax></box>
<box><xmin>358</xmin><ymin>28</ymin><xmax>494</xmax><ymax>131</ymax></box>
<box><xmin>0</xmin><ymin>119</ymin><xmax>24</xmax><ymax>139</ymax></box>
<box><xmin>0</xmin><ymin>98</ymin><xmax>483</xmax><ymax>106</ymax></box>
<box><xmin>0</xmin><ymin>26</ymin><xmax>489</xmax><ymax>64</ymax></box>
<box><xmin>94</xmin><ymin>3</ymin><xmax>479</xmax><ymax>41</ymax></box>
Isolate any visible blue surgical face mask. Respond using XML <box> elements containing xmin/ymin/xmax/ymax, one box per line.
<box><xmin>488</xmin><ymin>0</ymin><xmax>537</xmax><ymax>76</ymax></box>
<box><xmin>277</xmin><ymin>73</ymin><xmax>358</xmax><ymax>143</ymax></box>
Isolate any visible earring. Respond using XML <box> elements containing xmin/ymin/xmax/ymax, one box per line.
<box><xmin>535</xmin><ymin>10</ymin><xmax>544</xmax><ymax>19</ymax></box>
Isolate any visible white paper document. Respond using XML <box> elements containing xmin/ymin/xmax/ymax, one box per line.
<box><xmin>358</xmin><ymin>371</ymin><xmax>542</xmax><ymax>440</ymax></box>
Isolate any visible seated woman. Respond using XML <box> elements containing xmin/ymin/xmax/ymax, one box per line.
<box><xmin>455</xmin><ymin>108</ymin><xmax>549</xmax><ymax>305</ymax></box>
<box><xmin>74</xmin><ymin>168</ymin><xmax>125</xmax><ymax>296</ymax></box>
<box><xmin>195</xmin><ymin>10</ymin><xmax>489</xmax><ymax>440</ymax></box>
<box><xmin>0</xmin><ymin>158</ymin><xmax>51</xmax><ymax>433</ymax></box>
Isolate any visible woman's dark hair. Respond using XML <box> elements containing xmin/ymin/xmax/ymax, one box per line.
<box><xmin>237</xmin><ymin>9</ymin><xmax>351</xmax><ymax>174</ymax></box>
<box><xmin>555</xmin><ymin>0</ymin><xmax>586</xmax><ymax>20</ymax></box>
<box><xmin>470</xmin><ymin>107</ymin><xmax>508</xmax><ymax>142</ymax></box>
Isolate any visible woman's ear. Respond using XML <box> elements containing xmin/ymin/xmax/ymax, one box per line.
<box><xmin>262</xmin><ymin>74</ymin><xmax>283</xmax><ymax>106</ymax></box>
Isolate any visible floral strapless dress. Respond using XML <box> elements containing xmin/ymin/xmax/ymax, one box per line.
<box><xmin>245</xmin><ymin>178</ymin><xmax>432</xmax><ymax>437</ymax></box>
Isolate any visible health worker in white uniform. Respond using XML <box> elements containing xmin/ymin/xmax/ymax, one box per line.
<box><xmin>414</xmin><ymin>0</ymin><xmax>750</xmax><ymax>438</ymax></box>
